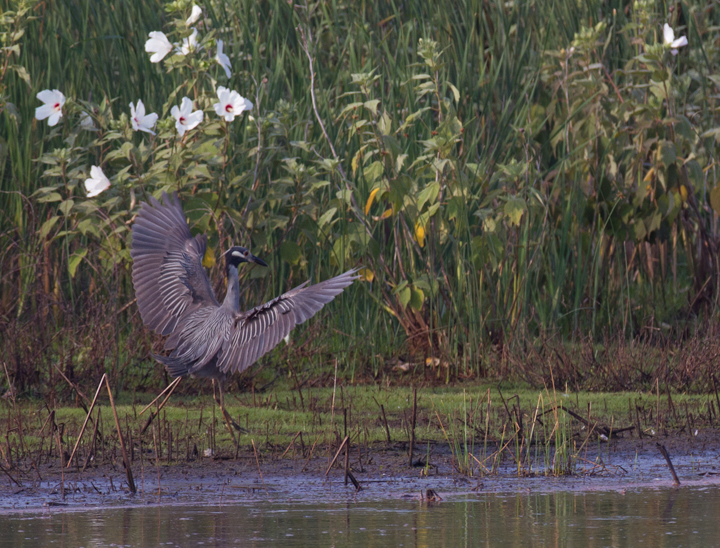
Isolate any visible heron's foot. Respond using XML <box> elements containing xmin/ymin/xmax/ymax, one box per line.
<box><xmin>221</xmin><ymin>406</ymin><xmax>249</xmax><ymax>434</ymax></box>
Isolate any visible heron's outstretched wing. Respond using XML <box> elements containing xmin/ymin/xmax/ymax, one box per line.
<box><xmin>217</xmin><ymin>269</ymin><xmax>360</xmax><ymax>374</ymax></box>
<box><xmin>131</xmin><ymin>192</ymin><xmax>219</xmax><ymax>335</ymax></box>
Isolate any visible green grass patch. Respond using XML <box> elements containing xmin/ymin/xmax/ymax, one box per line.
<box><xmin>2</xmin><ymin>382</ymin><xmax>716</xmax><ymax>477</ymax></box>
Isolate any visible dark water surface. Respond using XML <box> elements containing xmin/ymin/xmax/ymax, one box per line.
<box><xmin>1</xmin><ymin>486</ymin><xmax>718</xmax><ymax>547</ymax></box>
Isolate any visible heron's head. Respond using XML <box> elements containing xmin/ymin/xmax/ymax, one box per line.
<box><xmin>224</xmin><ymin>246</ymin><xmax>268</xmax><ymax>271</ymax></box>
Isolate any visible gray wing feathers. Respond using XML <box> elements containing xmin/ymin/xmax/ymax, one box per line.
<box><xmin>132</xmin><ymin>192</ymin><xmax>359</xmax><ymax>379</ymax></box>
<box><xmin>131</xmin><ymin>192</ymin><xmax>219</xmax><ymax>335</ymax></box>
<box><xmin>154</xmin><ymin>307</ymin><xmax>232</xmax><ymax>376</ymax></box>
<box><xmin>218</xmin><ymin>269</ymin><xmax>359</xmax><ymax>374</ymax></box>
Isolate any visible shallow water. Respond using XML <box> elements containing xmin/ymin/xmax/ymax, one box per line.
<box><xmin>1</xmin><ymin>486</ymin><xmax>719</xmax><ymax>547</ymax></box>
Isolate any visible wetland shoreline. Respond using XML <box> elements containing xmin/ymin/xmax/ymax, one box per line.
<box><xmin>3</xmin><ymin>432</ymin><xmax>720</xmax><ymax>514</ymax></box>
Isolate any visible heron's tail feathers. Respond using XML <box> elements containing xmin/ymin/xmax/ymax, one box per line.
<box><xmin>152</xmin><ymin>353</ymin><xmax>190</xmax><ymax>378</ymax></box>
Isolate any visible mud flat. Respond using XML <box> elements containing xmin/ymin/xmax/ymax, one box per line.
<box><xmin>2</xmin><ymin>433</ymin><xmax>720</xmax><ymax>514</ymax></box>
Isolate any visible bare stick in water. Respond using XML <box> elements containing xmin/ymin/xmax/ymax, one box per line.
<box><xmin>105</xmin><ymin>376</ymin><xmax>136</xmax><ymax>494</ymax></box>
<box><xmin>656</xmin><ymin>443</ymin><xmax>681</xmax><ymax>486</ymax></box>
<box><xmin>302</xmin><ymin>436</ymin><xmax>320</xmax><ymax>472</ymax></box>
<box><xmin>325</xmin><ymin>435</ymin><xmax>349</xmax><ymax>476</ymax></box>
<box><xmin>280</xmin><ymin>431</ymin><xmax>302</xmax><ymax>460</ymax></box>
<box><xmin>408</xmin><ymin>387</ymin><xmax>417</xmax><ymax>466</ymax></box>
<box><xmin>67</xmin><ymin>374</ymin><xmax>106</xmax><ymax>467</ymax></box>
<box><xmin>139</xmin><ymin>376</ymin><xmax>182</xmax><ymax>416</ymax></box>
<box><xmin>252</xmin><ymin>439</ymin><xmax>268</xmax><ymax>495</ymax></box>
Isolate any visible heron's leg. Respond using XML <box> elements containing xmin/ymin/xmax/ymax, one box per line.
<box><xmin>213</xmin><ymin>380</ymin><xmax>247</xmax><ymax>440</ymax></box>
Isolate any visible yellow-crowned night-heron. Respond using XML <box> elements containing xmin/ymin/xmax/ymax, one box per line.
<box><xmin>131</xmin><ymin>192</ymin><xmax>358</xmax><ymax>433</ymax></box>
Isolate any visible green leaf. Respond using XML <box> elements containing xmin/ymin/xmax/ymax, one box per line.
<box><xmin>504</xmin><ymin>197</ymin><xmax>526</xmax><ymax>226</ymax></box>
<box><xmin>37</xmin><ymin>192</ymin><xmax>62</xmax><ymax>203</ymax></box>
<box><xmin>656</xmin><ymin>140</ymin><xmax>676</xmax><ymax>167</ymax></box>
<box><xmin>290</xmin><ymin>140</ymin><xmax>312</xmax><ymax>152</ymax></box>
<box><xmin>68</xmin><ymin>249</ymin><xmax>87</xmax><ymax>279</ymax></box>
<box><xmin>317</xmin><ymin>207</ymin><xmax>337</xmax><ymax>228</ymax></box>
<box><xmin>340</xmin><ymin>101</ymin><xmax>364</xmax><ymax>117</ymax></box>
<box><xmin>114</xmin><ymin>165</ymin><xmax>133</xmax><ymax>184</ymax></box>
<box><xmin>646</xmin><ymin>211</ymin><xmax>662</xmax><ymax>235</ymax></box>
<box><xmin>685</xmin><ymin>159</ymin><xmax>703</xmax><ymax>188</ymax></box>
<box><xmin>308</xmin><ymin>180</ymin><xmax>331</xmax><ymax>192</ymax></box>
<box><xmin>426</xmin><ymin>202</ymin><xmax>440</xmax><ymax>218</ymax></box>
<box><xmin>188</xmin><ymin>164</ymin><xmax>212</xmax><ymax>179</ymax></box>
<box><xmin>701</xmin><ymin>127</ymin><xmax>720</xmax><ymax>140</ymax></box>
<box><xmin>398</xmin><ymin>286</ymin><xmax>411</xmax><ymax>308</ymax></box>
<box><xmin>77</xmin><ymin>218</ymin><xmax>99</xmax><ymax>237</ymax></box>
<box><xmin>351</xmin><ymin>119</ymin><xmax>370</xmax><ymax>134</ymax></box>
<box><xmin>447</xmin><ymin>82</ymin><xmax>460</xmax><ymax>103</ymax></box>
<box><xmin>39</xmin><ymin>156</ymin><xmax>58</xmax><ymax>166</ymax></box>
<box><xmin>58</xmin><ymin>199</ymin><xmax>74</xmax><ymax>216</ymax></box>
<box><xmin>398</xmin><ymin>107</ymin><xmax>431</xmax><ymax>133</ymax></box>
<box><xmin>416</xmin><ymin>181</ymin><xmax>439</xmax><ymax>211</ymax></box>
<box><xmin>392</xmin><ymin>280</ymin><xmax>409</xmax><ymax>295</ymax></box>
<box><xmin>409</xmin><ymin>287</ymin><xmax>424</xmax><ymax>311</ymax></box>
<box><xmin>336</xmin><ymin>188</ymin><xmax>353</xmax><ymax>205</ymax></box>
<box><xmin>364</xmin><ymin>99</ymin><xmax>380</xmax><ymax>116</ymax></box>
<box><xmin>39</xmin><ymin>216</ymin><xmax>60</xmax><ymax>239</ymax></box>
<box><xmin>633</xmin><ymin>219</ymin><xmax>646</xmax><ymax>241</ymax></box>
<box><xmin>379</xmin><ymin>111</ymin><xmax>392</xmax><ymax>135</ymax></box>
<box><xmin>117</xmin><ymin>141</ymin><xmax>133</xmax><ymax>160</ymax></box>
<box><xmin>674</xmin><ymin>116</ymin><xmax>693</xmax><ymax>141</ymax></box>
<box><xmin>280</xmin><ymin>241</ymin><xmax>302</xmax><ymax>265</ymax></box>
<box><xmin>363</xmin><ymin>161</ymin><xmax>383</xmax><ymax>184</ymax></box>
<box><xmin>11</xmin><ymin>64</ymin><xmax>30</xmax><ymax>87</ymax></box>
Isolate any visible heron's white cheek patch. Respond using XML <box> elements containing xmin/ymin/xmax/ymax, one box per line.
<box><xmin>232</xmin><ymin>251</ymin><xmax>243</xmax><ymax>258</ymax></box>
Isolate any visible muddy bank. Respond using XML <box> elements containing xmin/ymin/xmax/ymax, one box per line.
<box><xmin>2</xmin><ymin>433</ymin><xmax>720</xmax><ymax>514</ymax></box>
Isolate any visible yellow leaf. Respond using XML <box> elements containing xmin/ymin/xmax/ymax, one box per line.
<box><xmin>202</xmin><ymin>246</ymin><xmax>216</xmax><ymax>268</ymax></box>
<box><xmin>359</xmin><ymin>268</ymin><xmax>374</xmax><ymax>282</ymax></box>
<box><xmin>710</xmin><ymin>185</ymin><xmax>720</xmax><ymax>215</ymax></box>
<box><xmin>365</xmin><ymin>187</ymin><xmax>380</xmax><ymax>215</ymax></box>
<box><xmin>643</xmin><ymin>167</ymin><xmax>654</xmax><ymax>182</ymax></box>
<box><xmin>679</xmin><ymin>185</ymin><xmax>688</xmax><ymax>203</ymax></box>
<box><xmin>351</xmin><ymin>149</ymin><xmax>362</xmax><ymax>177</ymax></box>
<box><xmin>415</xmin><ymin>221</ymin><xmax>426</xmax><ymax>248</ymax></box>
<box><xmin>379</xmin><ymin>208</ymin><xmax>393</xmax><ymax>220</ymax></box>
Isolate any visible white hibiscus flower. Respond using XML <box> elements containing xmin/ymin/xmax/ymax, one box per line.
<box><xmin>35</xmin><ymin>89</ymin><xmax>65</xmax><ymax>127</ymax></box>
<box><xmin>130</xmin><ymin>99</ymin><xmax>159</xmax><ymax>135</ymax></box>
<box><xmin>215</xmin><ymin>39</ymin><xmax>232</xmax><ymax>79</ymax></box>
<box><xmin>85</xmin><ymin>166</ymin><xmax>111</xmax><ymax>197</ymax></box>
<box><xmin>213</xmin><ymin>86</ymin><xmax>253</xmax><ymax>122</ymax></box>
<box><xmin>171</xmin><ymin>97</ymin><xmax>204</xmax><ymax>136</ymax></box>
<box><xmin>663</xmin><ymin>23</ymin><xmax>688</xmax><ymax>56</ymax></box>
<box><xmin>145</xmin><ymin>31</ymin><xmax>173</xmax><ymax>63</ymax></box>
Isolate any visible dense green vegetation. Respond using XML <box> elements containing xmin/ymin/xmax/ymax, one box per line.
<box><xmin>2</xmin><ymin>0</ymin><xmax>720</xmax><ymax>398</ymax></box>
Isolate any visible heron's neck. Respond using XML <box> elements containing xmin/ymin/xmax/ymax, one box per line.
<box><xmin>223</xmin><ymin>264</ymin><xmax>240</xmax><ymax>309</ymax></box>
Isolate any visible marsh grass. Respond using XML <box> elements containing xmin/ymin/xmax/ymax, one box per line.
<box><xmin>0</xmin><ymin>383</ymin><xmax>716</xmax><ymax>486</ymax></box>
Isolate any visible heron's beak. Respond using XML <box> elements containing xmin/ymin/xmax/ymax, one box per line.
<box><xmin>249</xmin><ymin>253</ymin><xmax>268</xmax><ymax>267</ymax></box>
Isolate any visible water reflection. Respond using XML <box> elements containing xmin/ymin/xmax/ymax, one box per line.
<box><xmin>1</xmin><ymin>487</ymin><xmax>717</xmax><ymax>547</ymax></box>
